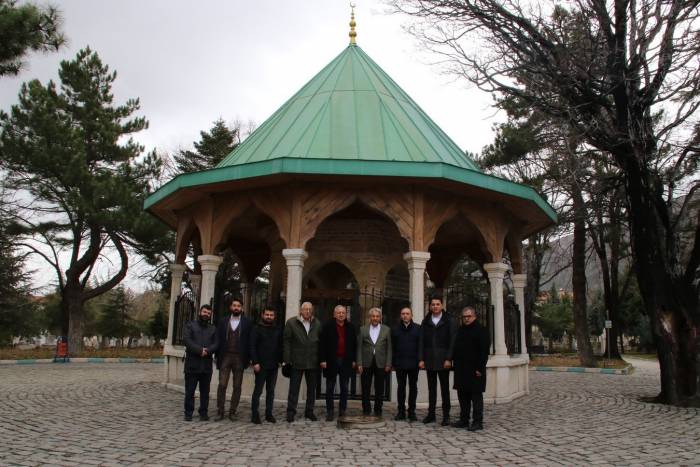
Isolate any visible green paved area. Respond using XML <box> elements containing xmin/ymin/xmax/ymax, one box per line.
<box><xmin>0</xmin><ymin>358</ymin><xmax>698</xmax><ymax>466</ymax></box>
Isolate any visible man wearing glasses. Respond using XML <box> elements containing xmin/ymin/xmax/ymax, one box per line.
<box><xmin>452</xmin><ymin>306</ymin><xmax>490</xmax><ymax>431</ymax></box>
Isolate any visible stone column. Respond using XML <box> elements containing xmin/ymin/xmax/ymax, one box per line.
<box><xmin>166</xmin><ymin>263</ymin><xmax>187</xmax><ymax>346</ymax></box>
<box><xmin>512</xmin><ymin>273</ymin><xmax>529</xmax><ymax>357</ymax></box>
<box><xmin>283</xmin><ymin>249</ymin><xmax>308</xmax><ymax>321</ymax></box>
<box><xmin>403</xmin><ymin>251</ymin><xmax>430</xmax><ymax>320</ymax></box>
<box><xmin>198</xmin><ymin>255</ymin><xmax>223</xmax><ymax>309</ymax></box>
<box><xmin>484</xmin><ymin>262</ymin><xmax>510</xmax><ymax>356</ymax></box>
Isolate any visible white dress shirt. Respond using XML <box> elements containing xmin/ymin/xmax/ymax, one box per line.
<box><xmin>431</xmin><ymin>313</ymin><xmax>442</xmax><ymax>326</ymax></box>
<box><xmin>369</xmin><ymin>324</ymin><xmax>381</xmax><ymax>351</ymax></box>
<box><xmin>229</xmin><ymin>316</ymin><xmax>240</xmax><ymax>331</ymax></box>
<box><xmin>302</xmin><ymin>319</ymin><xmax>311</xmax><ymax>334</ymax></box>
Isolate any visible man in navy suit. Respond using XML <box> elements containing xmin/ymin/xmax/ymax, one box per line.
<box><xmin>214</xmin><ymin>296</ymin><xmax>252</xmax><ymax>421</ymax></box>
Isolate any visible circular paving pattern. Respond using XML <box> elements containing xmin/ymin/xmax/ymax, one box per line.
<box><xmin>0</xmin><ymin>359</ymin><xmax>698</xmax><ymax>466</ymax></box>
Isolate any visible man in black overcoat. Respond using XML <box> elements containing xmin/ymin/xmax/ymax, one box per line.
<box><xmin>452</xmin><ymin>306</ymin><xmax>490</xmax><ymax>431</ymax></box>
<box><xmin>419</xmin><ymin>294</ymin><xmax>456</xmax><ymax>426</ymax></box>
<box><xmin>319</xmin><ymin>304</ymin><xmax>357</xmax><ymax>421</ymax></box>
<box><xmin>183</xmin><ymin>304</ymin><xmax>219</xmax><ymax>421</ymax></box>
<box><xmin>249</xmin><ymin>304</ymin><xmax>283</xmax><ymax>424</ymax></box>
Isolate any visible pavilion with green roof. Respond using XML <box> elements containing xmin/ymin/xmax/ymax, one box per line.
<box><xmin>146</xmin><ymin>13</ymin><xmax>555</xmax><ymax>404</ymax></box>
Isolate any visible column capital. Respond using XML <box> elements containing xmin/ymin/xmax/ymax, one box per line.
<box><xmin>512</xmin><ymin>273</ymin><xmax>528</xmax><ymax>288</ymax></box>
<box><xmin>483</xmin><ymin>262</ymin><xmax>510</xmax><ymax>278</ymax></box>
<box><xmin>197</xmin><ymin>254</ymin><xmax>223</xmax><ymax>273</ymax></box>
<box><xmin>169</xmin><ymin>262</ymin><xmax>187</xmax><ymax>275</ymax></box>
<box><xmin>282</xmin><ymin>248</ymin><xmax>308</xmax><ymax>263</ymax></box>
<box><xmin>403</xmin><ymin>250</ymin><xmax>431</xmax><ymax>266</ymax></box>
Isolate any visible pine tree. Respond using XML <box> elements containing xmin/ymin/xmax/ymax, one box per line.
<box><xmin>174</xmin><ymin>119</ymin><xmax>239</xmax><ymax>173</ymax></box>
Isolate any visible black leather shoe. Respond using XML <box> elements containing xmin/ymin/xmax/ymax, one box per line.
<box><xmin>374</xmin><ymin>410</ymin><xmax>383</xmax><ymax>417</ymax></box>
<box><xmin>265</xmin><ymin>414</ymin><xmax>277</xmax><ymax>423</ymax></box>
<box><xmin>214</xmin><ymin>412</ymin><xmax>225</xmax><ymax>421</ymax></box>
<box><xmin>441</xmin><ymin>416</ymin><xmax>450</xmax><ymax>426</ymax></box>
<box><xmin>199</xmin><ymin>414</ymin><xmax>209</xmax><ymax>421</ymax></box>
<box><xmin>326</xmin><ymin>413</ymin><xmax>334</xmax><ymax>422</ymax></box>
<box><xmin>305</xmin><ymin>413</ymin><xmax>318</xmax><ymax>421</ymax></box>
<box><xmin>184</xmin><ymin>415</ymin><xmax>193</xmax><ymax>421</ymax></box>
<box><xmin>394</xmin><ymin>412</ymin><xmax>406</xmax><ymax>421</ymax></box>
<box><xmin>468</xmin><ymin>422</ymin><xmax>483</xmax><ymax>431</ymax></box>
<box><xmin>228</xmin><ymin>413</ymin><xmax>236</xmax><ymax>422</ymax></box>
<box><xmin>422</xmin><ymin>414</ymin><xmax>436</xmax><ymax>424</ymax></box>
<box><xmin>251</xmin><ymin>413</ymin><xmax>261</xmax><ymax>424</ymax></box>
<box><xmin>408</xmin><ymin>412</ymin><xmax>417</xmax><ymax>421</ymax></box>
<box><xmin>451</xmin><ymin>419</ymin><xmax>469</xmax><ymax>428</ymax></box>
<box><xmin>286</xmin><ymin>414</ymin><xmax>294</xmax><ymax>423</ymax></box>
<box><xmin>338</xmin><ymin>410</ymin><xmax>346</xmax><ymax>418</ymax></box>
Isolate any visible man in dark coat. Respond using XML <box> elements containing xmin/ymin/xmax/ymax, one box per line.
<box><xmin>391</xmin><ymin>306</ymin><xmax>421</xmax><ymax>421</ymax></box>
<box><xmin>214</xmin><ymin>296</ymin><xmax>253</xmax><ymax>421</ymax></box>
<box><xmin>249</xmin><ymin>304</ymin><xmax>283</xmax><ymax>424</ymax></box>
<box><xmin>452</xmin><ymin>306</ymin><xmax>490</xmax><ymax>431</ymax></box>
<box><xmin>183</xmin><ymin>304</ymin><xmax>219</xmax><ymax>421</ymax></box>
<box><xmin>319</xmin><ymin>304</ymin><xmax>357</xmax><ymax>421</ymax></box>
<box><xmin>419</xmin><ymin>294</ymin><xmax>456</xmax><ymax>426</ymax></box>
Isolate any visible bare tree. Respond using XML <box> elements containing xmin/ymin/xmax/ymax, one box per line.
<box><xmin>393</xmin><ymin>0</ymin><xmax>700</xmax><ymax>405</ymax></box>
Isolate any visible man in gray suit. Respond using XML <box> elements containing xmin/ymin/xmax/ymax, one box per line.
<box><xmin>357</xmin><ymin>307</ymin><xmax>392</xmax><ymax>416</ymax></box>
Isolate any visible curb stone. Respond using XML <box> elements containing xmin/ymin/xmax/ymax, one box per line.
<box><xmin>529</xmin><ymin>364</ymin><xmax>634</xmax><ymax>375</ymax></box>
<box><xmin>0</xmin><ymin>357</ymin><xmax>164</xmax><ymax>365</ymax></box>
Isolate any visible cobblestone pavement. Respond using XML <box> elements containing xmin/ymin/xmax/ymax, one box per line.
<box><xmin>1</xmin><ymin>360</ymin><xmax>699</xmax><ymax>466</ymax></box>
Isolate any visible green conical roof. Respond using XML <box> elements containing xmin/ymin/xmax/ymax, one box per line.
<box><xmin>217</xmin><ymin>44</ymin><xmax>480</xmax><ymax>171</ymax></box>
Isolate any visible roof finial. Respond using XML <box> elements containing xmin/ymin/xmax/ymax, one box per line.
<box><xmin>349</xmin><ymin>3</ymin><xmax>357</xmax><ymax>45</ymax></box>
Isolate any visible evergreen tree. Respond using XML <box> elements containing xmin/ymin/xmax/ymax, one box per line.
<box><xmin>174</xmin><ymin>118</ymin><xmax>239</xmax><ymax>173</ymax></box>
<box><xmin>0</xmin><ymin>203</ymin><xmax>39</xmax><ymax>344</ymax></box>
<box><xmin>95</xmin><ymin>286</ymin><xmax>134</xmax><ymax>345</ymax></box>
<box><xmin>0</xmin><ymin>0</ymin><xmax>65</xmax><ymax>76</ymax></box>
<box><xmin>0</xmin><ymin>48</ymin><xmax>171</xmax><ymax>353</ymax></box>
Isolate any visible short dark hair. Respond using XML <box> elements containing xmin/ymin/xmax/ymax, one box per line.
<box><xmin>225</xmin><ymin>296</ymin><xmax>243</xmax><ymax>307</ymax></box>
<box><xmin>262</xmin><ymin>303</ymin><xmax>276</xmax><ymax>313</ymax></box>
<box><xmin>200</xmin><ymin>304</ymin><xmax>212</xmax><ymax>312</ymax></box>
<box><xmin>429</xmin><ymin>293</ymin><xmax>443</xmax><ymax>303</ymax></box>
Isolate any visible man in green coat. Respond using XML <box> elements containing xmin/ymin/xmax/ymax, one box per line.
<box><xmin>284</xmin><ymin>301</ymin><xmax>321</xmax><ymax>422</ymax></box>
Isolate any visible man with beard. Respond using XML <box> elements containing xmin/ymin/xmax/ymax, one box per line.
<box><xmin>249</xmin><ymin>304</ymin><xmax>283</xmax><ymax>424</ymax></box>
<box><xmin>183</xmin><ymin>304</ymin><xmax>219</xmax><ymax>421</ymax></box>
<box><xmin>391</xmin><ymin>306</ymin><xmax>420</xmax><ymax>421</ymax></box>
<box><xmin>214</xmin><ymin>296</ymin><xmax>252</xmax><ymax>421</ymax></box>
<box><xmin>452</xmin><ymin>306</ymin><xmax>490</xmax><ymax>431</ymax></box>
<box><xmin>319</xmin><ymin>304</ymin><xmax>357</xmax><ymax>421</ymax></box>
<box><xmin>284</xmin><ymin>301</ymin><xmax>321</xmax><ymax>423</ymax></box>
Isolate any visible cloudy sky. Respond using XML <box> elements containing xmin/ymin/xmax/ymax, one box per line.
<box><xmin>2</xmin><ymin>0</ymin><xmax>502</xmax><ymax>291</ymax></box>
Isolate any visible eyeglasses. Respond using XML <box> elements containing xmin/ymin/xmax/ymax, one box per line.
<box><xmin>462</xmin><ymin>315</ymin><xmax>475</xmax><ymax>320</ymax></box>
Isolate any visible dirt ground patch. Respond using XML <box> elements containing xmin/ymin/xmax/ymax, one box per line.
<box><xmin>0</xmin><ymin>347</ymin><xmax>163</xmax><ymax>360</ymax></box>
<box><xmin>529</xmin><ymin>354</ymin><xmax>628</xmax><ymax>369</ymax></box>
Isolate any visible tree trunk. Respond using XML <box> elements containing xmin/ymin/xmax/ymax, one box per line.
<box><xmin>65</xmin><ymin>286</ymin><xmax>85</xmax><ymax>355</ymax></box>
<box><xmin>572</xmin><ymin>186</ymin><xmax>596</xmax><ymax>367</ymax></box>
<box><xmin>622</xmin><ymin>152</ymin><xmax>700</xmax><ymax>406</ymax></box>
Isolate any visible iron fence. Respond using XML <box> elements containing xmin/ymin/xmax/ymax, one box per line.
<box><xmin>172</xmin><ymin>290</ymin><xmax>198</xmax><ymax>346</ymax></box>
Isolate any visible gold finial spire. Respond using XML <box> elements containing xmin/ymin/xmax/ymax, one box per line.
<box><xmin>349</xmin><ymin>3</ymin><xmax>357</xmax><ymax>45</ymax></box>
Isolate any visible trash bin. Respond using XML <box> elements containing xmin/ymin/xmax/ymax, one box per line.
<box><xmin>54</xmin><ymin>336</ymin><xmax>69</xmax><ymax>363</ymax></box>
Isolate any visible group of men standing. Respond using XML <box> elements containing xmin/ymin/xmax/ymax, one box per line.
<box><xmin>182</xmin><ymin>294</ymin><xmax>490</xmax><ymax>431</ymax></box>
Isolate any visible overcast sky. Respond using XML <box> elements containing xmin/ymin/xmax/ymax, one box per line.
<box><xmin>2</xmin><ymin>0</ymin><xmax>503</xmax><ymax>292</ymax></box>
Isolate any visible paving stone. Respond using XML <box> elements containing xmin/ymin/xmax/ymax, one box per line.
<box><xmin>0</xmin><ymin>359</ymin><xmax>698</xmax><ymax>466</ymax></box>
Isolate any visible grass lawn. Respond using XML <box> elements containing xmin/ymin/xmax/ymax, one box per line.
<box><xmin>529</xmin><ymin>354</ymin><xmax>629</xmax><ymax>369</ymax></box>
<box><xmin>0</xmin><ymin>347</ymin><xmax>163</xmax><ymax>360</ymax></box>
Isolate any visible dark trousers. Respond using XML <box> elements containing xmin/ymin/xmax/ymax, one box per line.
<box><xmin>426</xmin><ymin>369</ymin><xmax>451</xmax><ymax>416</ymax></box>
<box><xmin>360</xmin><ymin>360</ymin><xmax>386</xmax><ymax>414</ymax></box>
<box><xmin>457</xmin><ymin>388</ymin><xmax>484</xmax><ymax>424</ymax></box>
<box><xmin>396</xmin><ymin>368</ymin><xmax>418</xmax><ymax>414</ymax></box>
<box><xmin>217</xmin><ymin>354</ymin><xmax>244</xmax><ymax>415</ymax></box>
<box><xmin>184</xmin><ymin>372</ymin><xmax>212</xmax><ymax>417</ymax></box>
<box><xmin>251</xmin><ymin>368</ymin><xmax>278</xmax><ymax>417</ymax></box>
<box><xmin>325</xmin><ymin>358</ymin><xmax>351</xmax><ymax>415</ymax></box>
<box><xmin>287</xmin><ymin>368</ymin><xmax>318</xmax><ymax>417</ymax></box>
